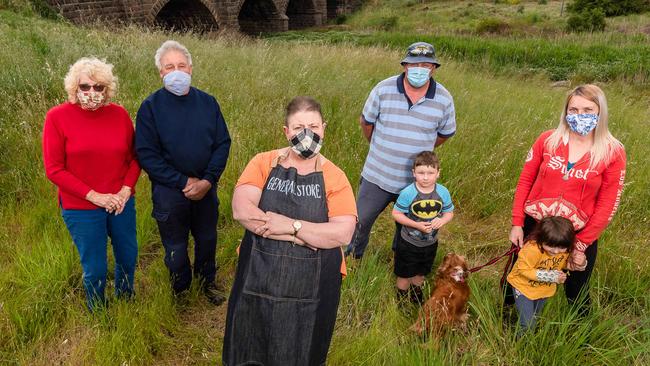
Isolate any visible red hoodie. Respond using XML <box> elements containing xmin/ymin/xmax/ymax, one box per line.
<box><xmin>512</xmin><ymin>130</ymin><xmax>626</xmax><ymax>251</ymax></box>
<box><xmin>43</xmin><ymin>102</ymin><xmax>141</xmax><ymax>210</ymax></box>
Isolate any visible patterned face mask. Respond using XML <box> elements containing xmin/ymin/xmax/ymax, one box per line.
<box><xmin>290</xmin><ymin>128</ymin><xmax>322</xmax><ymax>159</ymax></box>
<box><xmin>77</xmin><ymin>90</ymin><xmax>106</xmax><ymax>110</ymax></box>
<box><xmin>566</xmin><ymin>113</ymin><xmax>599</xmax><ymax>136</ymax></box>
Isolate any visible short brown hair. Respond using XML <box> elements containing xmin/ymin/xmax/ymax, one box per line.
<box><xmin>413</xmin><ymin>151</ymin><xmax>439</xmax><ymax>170</ymax></box>
<box><xmin>284</xmin><ymin>96</ymin><xmax>323</xmax><ymax>126</ymax></box>
<box><xmin>531</xmin><ymin>216</ymin><xmax>575</xmax><ymax>251</ymax></box>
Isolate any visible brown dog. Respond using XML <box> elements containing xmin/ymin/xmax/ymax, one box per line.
<box><xmin>410</xmin><ymin>253</ymin><xmax>470</xmax><ymax>336</ymax></box>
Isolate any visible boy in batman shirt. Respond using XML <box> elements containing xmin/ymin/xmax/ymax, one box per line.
<box><xmin>391</xmin><ymin>151</ymin><xmax>454</xmax><ymax>303</ymax></box>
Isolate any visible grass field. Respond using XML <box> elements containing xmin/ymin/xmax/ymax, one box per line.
<box><xmin>0</xmin><ymin>4</ymin><xmax>649</xmax><ymax>365</ymax></box>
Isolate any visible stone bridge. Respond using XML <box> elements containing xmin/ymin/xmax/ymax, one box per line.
<box><xmin>46</xmin><ymin>0</ymin><xmax>358</xmax><ymax>34</ymax></box>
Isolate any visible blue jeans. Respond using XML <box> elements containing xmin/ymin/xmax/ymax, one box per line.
<box><xmin>514</xmin><ymin>289</ymin><xmax>548</xmax><ymax>336</ymax></box>
<box><xmin>62</xmin><ymin>197</ymin><xmax>138</xmax><ymax>310</ymax></box>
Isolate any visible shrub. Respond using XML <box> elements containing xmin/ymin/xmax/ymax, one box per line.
<box><xmin>538</xmin><ymin>0</ymin><xmax>548</xmax><ymax>4</ymax></box>
<box><xmin>568</xmin><ymin>0</ymin><xmax>650</xmax><ymax>17</ymax></box>
<box><xmin>525</xmin><ymin>12</ymin><xmax>546</xmax><ymax>24</ymax></box>
<box><xmin>368</xmin><ymin>15</ymin><xmax>398</xmax><ymax>31</ymax></box>
<box><xmin>475</xmin><ymin>18</ymin><xmax>511</xmax><ymax>34</ymax></box>
<box><xmin>567</xmin><ymin>7</ymin><xmax>606</xmax><ymax>32</ymax></box>
<box><xmin>29</xmin><ymin>0</ymin><xmax>59</xmax><ymax>19</ymax></box>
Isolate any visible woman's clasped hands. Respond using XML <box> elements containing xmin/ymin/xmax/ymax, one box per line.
<box><xmin>86</xmin><ymin>185</ymin><xmax>131</xmax><ymax>214</ymax></box>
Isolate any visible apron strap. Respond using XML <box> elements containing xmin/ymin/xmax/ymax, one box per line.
<box><xmin>272</xmin><ymin>148</ymin><xmax>291</xmax><ymax>168</ymax></box>
<box><xmin>314</xmin><ymin>154</ymin><xmax>323</xmax><ymax>172</ymax></box>
<box><xmin>272</xmin><ymin>148</ymin><xmax>323</xmax><ymax>172</ymax></box>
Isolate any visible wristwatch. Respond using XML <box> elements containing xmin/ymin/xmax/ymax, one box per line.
<box><xmin>292</xmin><ymin>220</ymin><xmax>302</xmax><ymax>235</ymax></box>
<box><xmin>291</xmin><ymin>220</ymin><xmax>302</xmax><ymax>246</ymax></box>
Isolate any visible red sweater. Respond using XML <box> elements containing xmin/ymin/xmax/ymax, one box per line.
<box><xmin>43</xmin><ymin>102</ymin><xmax>141</xmax><ymax>210</ymax></box>
<box><xmin>512</xmin><ymin>130</ymin><xmax>626</xmax><ymax>250</ymax></box>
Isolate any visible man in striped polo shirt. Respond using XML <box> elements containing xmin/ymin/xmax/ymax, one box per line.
<box><xmin>345</xmin><ymin>42</ymin><xmax>456</xmax><ymax>259</ymax></box>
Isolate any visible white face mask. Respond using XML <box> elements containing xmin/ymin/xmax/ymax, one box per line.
<box><xmin>163</xmin><ymin>70</ymin><xmax>191</xmax><ymax>96</ymax></box>
<box><xmin>77</xmin><ymin>90</ymin><xmax>105</xmax><ymax>110</ymax></box>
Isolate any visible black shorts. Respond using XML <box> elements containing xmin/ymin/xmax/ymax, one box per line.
<box><xmin>393</xmin><ymin>235</ymin><xmax>438</xmax><ymax>278</ymax></box>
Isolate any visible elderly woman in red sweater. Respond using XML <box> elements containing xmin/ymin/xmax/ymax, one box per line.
<box><xmin>505</xmin><ymin>84</ymin><xmax>626</xmax><ymax>314</ymax></box>
<box><xmin>43</xmin><ymin>57</ymin><xmax>140</xmax><ymax>310</ymax></box>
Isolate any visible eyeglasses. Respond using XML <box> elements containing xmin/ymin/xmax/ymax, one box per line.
<box><xmin>408</xmin><ymin>46</ymin><xmax>434</xmax><ymax>58</ymax></box>
<box><xmin>78</xmin><ymin>84</ymin><xmax>106</xmax><ymax>92</ymax></box>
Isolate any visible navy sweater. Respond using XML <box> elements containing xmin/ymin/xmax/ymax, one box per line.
<box><xmin>135</xmin><ymin>87</ymin><xmax>231</xmax><ymax>189</ymax></box>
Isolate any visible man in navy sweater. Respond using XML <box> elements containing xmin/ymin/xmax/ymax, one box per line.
<box><xmin>136</xmin><ymin>40</ymin><xmax>231</xmax><ymax>305</ymax></box>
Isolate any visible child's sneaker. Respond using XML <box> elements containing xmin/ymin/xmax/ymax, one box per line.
<box><xmin>409</xmin><ymin>285</ymin><xmax>424</xmax><ymax>305</ymax></box>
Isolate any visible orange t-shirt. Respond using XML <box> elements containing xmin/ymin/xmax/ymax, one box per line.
<box><xmin>236</xmin><ymin>149</ymin><xmax>358</xmax><ymax>276</ymax></box>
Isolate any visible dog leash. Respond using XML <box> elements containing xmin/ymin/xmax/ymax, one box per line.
<box><xmin>468</xmin><ymin>243</ymin><xmax>520</xmax><ymax>274</ymax></box>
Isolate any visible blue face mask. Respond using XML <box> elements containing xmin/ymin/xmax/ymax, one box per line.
<box><xmin>406</xmin><ymin>66</ymin><xmax>431</xmax><ymax>88</ymax></box>
<box><xmin>163</xmin><ymin>70</ymin><xmax>191</xmax><ymax>96</ymax></box>
<box><xmin>566</xmin><ymin>113</ymin><xmax>599</xmax><ymax>136</ymax></box>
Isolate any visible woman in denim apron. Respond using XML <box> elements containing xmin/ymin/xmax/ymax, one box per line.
<box><xmin>223</xmin><ymin>97</ymin><xmax>357</xmax><ymax>365</ymax></box>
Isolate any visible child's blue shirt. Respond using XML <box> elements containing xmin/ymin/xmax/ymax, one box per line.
<box><xmin>394</xmin><ymin>183</ymin><xmax>454</xmax><ymax>247</ymax></box>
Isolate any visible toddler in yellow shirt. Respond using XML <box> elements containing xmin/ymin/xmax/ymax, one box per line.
<box><xmin>507</xmin><ymin>216</ymin><xmax>574</xmax><ymax>336</ymax></box>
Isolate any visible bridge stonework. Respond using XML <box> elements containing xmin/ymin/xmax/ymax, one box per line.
<box><xmin>45</xmin><ymin>0</ymin><xmax>358</xmax><ymax>34</ymax></box>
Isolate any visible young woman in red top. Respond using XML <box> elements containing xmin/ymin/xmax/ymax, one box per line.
<box><xmin>506</xmin><ymin>84</ymin><xmax>626</xmax><ymax>314</ymax></box>
<box><xmin>43</xmin><ymin>57</ymin><xmax>140</xmax><ymax>311</ymax></box>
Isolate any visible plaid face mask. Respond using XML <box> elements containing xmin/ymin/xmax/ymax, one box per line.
<box><xmin>290</xmin><ymin>128</ymin><xmax>322</xmax><ymax>159</ymax></box>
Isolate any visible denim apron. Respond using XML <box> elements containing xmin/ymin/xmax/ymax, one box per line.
<box><xmin>223</xmin><ymin>153</ymin><xmax>343</xmax><ymax>366</ymax></box>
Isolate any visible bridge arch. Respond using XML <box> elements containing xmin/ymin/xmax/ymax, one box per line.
<box><xmin>238</xmin><ymin>0</ymin><xmax>288</xmax><ymax>35</ymax></box>
<box><xmin>285</xmin><ymin>0</ymin><xmax>322</xmax><ymax>30</ymax></box>
<box><xmin>327</xmin><ymin>0</ymin><xmax>343</xmax><ymax>19</ymax></box>
<box><xmin>150</xmin><ymin>0</ymin><xmax>220</xmax><ymax>33</ymax></box>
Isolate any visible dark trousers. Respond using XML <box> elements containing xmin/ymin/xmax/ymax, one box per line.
<box><xmin>345</xmin><ymin>178</ymin><xmax>400</xmax><ymax>258</ymax></box>
<box><xmin>504</xmin><ymin>215</ymin><xmax>597</xmax><ymax>315</ymax></box>
<box><xmin>151</xmin><ymin>184</ymin><xmax>218</xmax><ymax>294</ymax></box>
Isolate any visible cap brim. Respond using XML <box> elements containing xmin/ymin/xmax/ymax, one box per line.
<box><xmin>400</xmin><ymin>55</ymin><xmax>441</xmax><ymax>67</ymax></box>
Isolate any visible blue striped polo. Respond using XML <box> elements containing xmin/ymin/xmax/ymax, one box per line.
<box><xmin>361</xmin><ymin>73</ymin><xmax>456</xmax><ymax>193</ymax></box>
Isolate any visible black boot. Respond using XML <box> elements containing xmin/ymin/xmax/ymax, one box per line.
<box><xmin>397</xmin><ymin>288</ymin><xmax>410</xmax><ymax>304</ymax></box>
<box><xmin>203</xmin><ymin>282</ymin><xmax>226</xmax><ymax>306</ymax></box>
<box><xmin>410</xmin><ymin>285</ymin><xmax>424</xmax><ymax>305</ymax></box>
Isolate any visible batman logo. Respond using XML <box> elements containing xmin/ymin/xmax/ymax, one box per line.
<box><xmin>410</xmin><ymin>199</ymin><xmax>442</xmax><ymax>219</ymax></box>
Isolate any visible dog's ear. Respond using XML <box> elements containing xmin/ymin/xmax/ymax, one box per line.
<box><xmin>459</xmin><ymin>255</ymin><xmax>469</xmax><ymax>271</ymax></box>
<box><xmin>437</xmin><ymin>253</ymin><xmax>454</xmax><ymax>276</ymax></box>
<box><xmin>436</xmin><ymin>263</ymin><xmax>448</xmax><ymax>277</ymax></box>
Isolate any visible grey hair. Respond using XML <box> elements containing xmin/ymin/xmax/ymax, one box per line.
<box><xmin>154</xmin><ymin>40</ymin><xmax>192</xmax><ymax>70</ymax></box>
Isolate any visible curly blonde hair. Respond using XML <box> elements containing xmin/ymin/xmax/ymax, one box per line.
<box><xmin>64</xmin><ymin>57</ymin><xmax>118</xmax><ymax>104</ymax></box>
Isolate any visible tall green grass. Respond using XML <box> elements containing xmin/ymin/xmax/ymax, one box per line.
<box><xmin>265</xmin><ymin>30</ymin><xmax>650</xmax><ymax>83</ymax></box>
<box><xmin>0</xmin><ymin>10</ymin><xmax>648</xmax><ymax>365</ymax></box>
